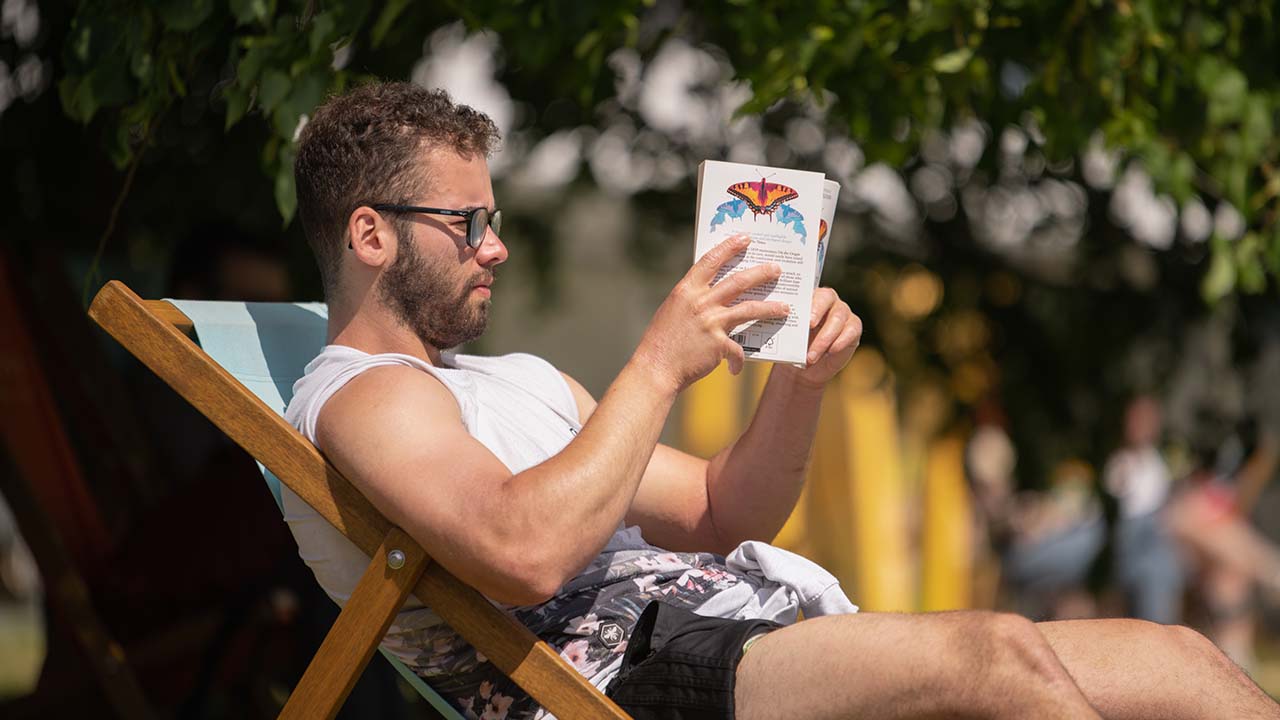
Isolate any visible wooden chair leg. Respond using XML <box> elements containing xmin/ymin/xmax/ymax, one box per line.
<box><xmin>279</xmin><ymin>527</ymin><xmax>429</xmax><ymax>720</ymax></box>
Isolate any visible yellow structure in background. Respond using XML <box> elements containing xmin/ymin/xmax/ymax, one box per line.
<box><xmin>679</xmin><ymin>361</ymin><xmax>742</xmax><ymax>459</ymax></box>
<box><xmin>679</xmin><ymin>350</ymin><xmax>927</xmax><ymax>613</ymax></box>
<box><xmin>920</xmin><ymin>434</ymin><xmax>973</xmax><ymax>611</ymax></box>
<box><xmin>835</xmin><ymin>350</ymin><xmax>914</xmax><ymax>611</ymax></box>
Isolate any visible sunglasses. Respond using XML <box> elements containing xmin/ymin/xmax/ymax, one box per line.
<box><xmin>353</xmin><ymin>204</ymin><xmax>503</xmax><ymax>250</ymax></box>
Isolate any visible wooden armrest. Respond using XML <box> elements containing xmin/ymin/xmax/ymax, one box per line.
<box><xmin>143</xmin><ymin>300</ymin><xmax>193</xmax><ymax>335</ymax></box>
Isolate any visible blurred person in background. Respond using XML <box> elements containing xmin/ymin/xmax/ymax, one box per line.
<box><xmin>1166</xmin><ymin>422</ymin><xmax>1280</xmax><ymax>671</ymax></box>
<box><xmin>1102</xmin><ymin>396</ymin><xmax>1184</xmax><ymax>624</ymax></box>
<box><xmin>1002</xmin><ymin>460</ymin><xmax>1106</xmax><ymax>621</ymax></box>
<box><xmin>967</xmin><ymin>421</ymin><xmax>1104</xmax><ymax>620</ymax></box>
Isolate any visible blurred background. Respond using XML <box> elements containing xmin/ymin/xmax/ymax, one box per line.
<box><xmin>3</xmin><ymin>1</ymin><xmax>1280</xmax><ymax>717</ymax></box>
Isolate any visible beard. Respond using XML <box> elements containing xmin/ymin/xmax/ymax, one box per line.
<box><xmin>377</xmin><ymin>231</ymin><xmax>492</xmax><ymax>350</ymax></box>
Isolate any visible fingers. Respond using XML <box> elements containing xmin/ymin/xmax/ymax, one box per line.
<box><xmin>808</xmin><ymin>303</ymin><xmax>862</xmax><ymax>364</ymax></box>
<box><xmin>690</xmin><ymin>234</ymin><xmax>750</xmax><ymax>285</ymax></box>
<box><xmin>721</xmin><ymin>300</ymin><xmax>791</xmax><ymax>329</ymax></box>
<box><xmin>724</xmin><ymin>337</ymin><xmax>745</xmax><ymax>375</ymax></box>
<box><xmin>706</xmin><ymin>261</ymin><xmax>782</xmax><ymax>305</ymax></box>
<box><xmin>830</xmin><ymin>319</ymin><xmax>863</xmax><ymax>355</ymax></box>
<box><xmin>809</xmin><ymin>288</ymin><xmax>838</xmax><ymax>329</ymax></box>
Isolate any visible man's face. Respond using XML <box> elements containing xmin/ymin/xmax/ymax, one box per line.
<box><xmin>376</xmin><ymin>151</ymin><xmax>505</xmax><ymax>350</ymax></box>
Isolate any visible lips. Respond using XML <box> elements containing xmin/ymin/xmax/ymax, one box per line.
<box><xmin>470</xmin><ymin>274</ymin><xmax>493</xmax><ymax>299</ymax></box>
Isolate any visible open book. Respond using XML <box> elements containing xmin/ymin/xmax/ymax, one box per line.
<box><xmin>694</xmin><ymin>160</ymin><xmax>840</xmax><ymax>365</ymax></box>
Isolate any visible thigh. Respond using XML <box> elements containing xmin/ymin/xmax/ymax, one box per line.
<box><xmin>733</xmin><ymin>610</ymin><xmax>1084</xmax><ymax>720</ymax></box>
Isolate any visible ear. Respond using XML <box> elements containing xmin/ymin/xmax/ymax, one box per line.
<box><xmin>346</xmin><ymin>205</ymin><xmax>396</xmax><ymax>267</ymax></box>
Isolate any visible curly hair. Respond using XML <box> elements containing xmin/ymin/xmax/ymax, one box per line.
<box><xmin>294</xmin><ymin>82</ymin><xmax>501</xmax><ymax>300</ymax></box>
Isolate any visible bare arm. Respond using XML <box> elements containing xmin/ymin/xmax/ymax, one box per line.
<box><xmin>624</xmin><ymin>288</ymin><xmax>863</xmax><ymax>554</ymax></box>
<box><xmin>316</xmin><ymin>235</ymin><xmax>789</xmax><ymax>605</ymax></box>
<box><xmin>317</xmin><ymin>359</ymin><xmax>675</xmax><ymax>606</ymax></box>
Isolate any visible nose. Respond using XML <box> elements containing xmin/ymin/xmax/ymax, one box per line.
<box><xmin>475</xmin><ymin>226</ymin><xmax>507</xmax><ymax>267</ymax></box>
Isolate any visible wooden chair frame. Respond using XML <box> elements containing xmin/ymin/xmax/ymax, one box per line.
<box><xmin>88</xmin><ymin>281</ymin><xmax>629</xmax><ymax>720</ymax></box>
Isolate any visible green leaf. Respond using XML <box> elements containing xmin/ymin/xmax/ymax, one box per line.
<box><xmin>1197</xmin><ymin>16</ymin><xmax>1226</xmax><ymax>47</ymax></box>
<box><xmin>574</xmin><ymin>30</ymin><xmax>601</xmax><ymax>59</ymax></box>
<box><xmin>1168</xmin><ymin>152</ymin><xmax>1196</xmax><ymax>203</ymax></box>
<box><xmin>259</xmin><ymin>69</ymin><xmax>290</xmax><ymax>113</ymax></box>
<box><xmin>1206</xmin><ymin>66</ymin><xmax>1247</xmax><ymax>125</ymax></box>
<box><xmin>58</xmin><ymin>76</ymin><xmax>96</xmax><ymax>124</ymax></box>
<box><xmin>130</xmin><ymin>52</ymin><xmax>153</xmax><ymax>83</ymax></box>
<box><xmin>810</xmin><ymin>25</ymin><xmax>835</xmax><ymax>43</ymax></box>
<box><xmin>1201</xmin><ymin>236</ymin><xmax>1237</xmax><ymax>302</ymax></box>
<box><xmin>272</xmin><ymin>71</ymin><xmax>328</xmax><ymax>139</ymax></box>
<box><xmin>157</xmin><ymin>0</ymin><xmax>215</xmax><ymax>32</ymax></box>
<box><xmin>309</xmin><ymin>12</ymin><xmax>337</xmax><ymax>55</ymax></box>
<box><xmin>105</xmin><ymin>119</ymin><xmax>132</xmax><ymax>169</ymax></box>
<box><xmin>86</xmin><ymin>60</ymin><xmax>133</xmax><ymax>110</ymax></box>
<box><xmin>371</xmin><ymin>0</ymin><xmax>410</xmax><ymax>48</ymax></box>
<box><xmin>237</xmin><ymin>46</ymin><xmax>270</xmax><ymax>84</ymax></box>
<box><xmin>229</xmin><ymin>0</ymin><xmax>273</xmax><ymax>26</ymax></box>
<box><xmin>932</xmin><ymin>47</ymin><xmax>972</xmax><ymax>74</ymax></box>
<box><xmin>1236</xmin><ymin>233</ymin><xmax>1267</xmax><ymax>293</ymax></box>
<box><xmin>69</xmin><ymin>22</ymin><xmax>93</xmax><ymax>64</ymax></box>
<box><xmin>224</xmin><ymin>85</ymin><xmax>251</xmax><ymax>130</ymax></box>
<box><xmin>166</xmin><ymin>58</ymin><xmax>187</xmax><ymax>97</ymax></box>
<box><xmin>1240</xmin><ymin>95</ymin><xmax>1272</xmax><ymax>158</ymax></box>
<box><xmin>1267</xmin><ymin>227</ymin><xmax>1280</xmax><ymax>276</ymax></box>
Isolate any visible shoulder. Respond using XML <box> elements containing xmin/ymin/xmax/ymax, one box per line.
<box><xmin>316</xmin><ymin>364</ymin><xmax>463</xmax><ymax>453</ymax></box>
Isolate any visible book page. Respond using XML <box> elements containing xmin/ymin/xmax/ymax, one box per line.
<box><xmin>694</xmin><ymin>160</ymin><xmax>826</xmax><ymax>365</ymax></box>
<box><xmin>816</xmin><ymin>179</ymin><xmax>841</xmax><ymax>288</ymax></box>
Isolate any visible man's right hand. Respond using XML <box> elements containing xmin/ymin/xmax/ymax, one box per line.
<box><xmin>634</xmin><ymin>234</ymin><xmax>791</xmax><ymax>393</ymax></box>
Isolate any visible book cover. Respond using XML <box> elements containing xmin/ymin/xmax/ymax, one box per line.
<box><xmin>694</xmin><ymin>160</ymin><xmax>828</xmax><ymax>365</ymax></box>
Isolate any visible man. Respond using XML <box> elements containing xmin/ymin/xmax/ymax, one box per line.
<box><xmin>286</xmin><ymin>82</ymin><xmax>1276</xmax><ymax>719</ymax></box>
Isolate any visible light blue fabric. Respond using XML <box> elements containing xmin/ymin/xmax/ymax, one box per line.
<box><xmin>166</xmin><ymin>299</ymin><xmax>466</xmax><ymax>720</ymax></box>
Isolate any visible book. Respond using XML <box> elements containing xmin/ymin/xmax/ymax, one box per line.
<box><xmin>694</xmin><ymin>160</ymin><xmax>841</xmax><ymax>365</ymax></box>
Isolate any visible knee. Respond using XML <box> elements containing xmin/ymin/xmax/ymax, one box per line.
<box><xmin>975</xmin><ymin>612</ymin><xmax>1064</xmax><ymax>683</ymax></box>
<box><xmin>1165</xmin><ymin>623</ymin><xmax>1238</xmax><ymax>671</ymax></box>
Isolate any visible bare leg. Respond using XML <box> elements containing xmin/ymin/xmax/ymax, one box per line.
<box><xmin>735</xmin><ymin>610</ymin><xmax>1101</xmax><ymax>720</ymax></box>
<box><xmin>1167</xmin><ymin>498</ymin><xmax>1280</xmax><ymax>590</ymax></box>
<box><xmin>1038</xmin><ymin>618</ymin><xmax>1278</xmax><ymax>720</ymax></box>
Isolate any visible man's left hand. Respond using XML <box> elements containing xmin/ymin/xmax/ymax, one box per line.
<box><xmin>795</xmin><ymin>288</ymin><xmax>862</xmax><ymax>387</ymax></box>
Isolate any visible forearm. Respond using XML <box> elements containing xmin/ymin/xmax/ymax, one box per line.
<box><xmin>501</xmin><ymin>357</ymin><xmax>677</xmax><ymax>583</ymax></box>
<box><xmin>706</xmin><ymin>363</ymin><xmax>826</xmax><ymax>548</ymax></box>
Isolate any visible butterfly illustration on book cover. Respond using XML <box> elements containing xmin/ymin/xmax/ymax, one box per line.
<box><xmin>710</xmin><ymin>173</ymin><xmax>808</xmax><ymax>242</ymax></box>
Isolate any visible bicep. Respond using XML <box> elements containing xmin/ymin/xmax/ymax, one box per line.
<box><xmin>314</xmin><ymin>367</ymin><xmax>520</xmax><ymax>588</ymax></box>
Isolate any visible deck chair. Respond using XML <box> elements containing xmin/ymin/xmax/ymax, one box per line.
<box><xmin>88</xmin><ymin>280</ymin><xmax>630</xmax><ymax>720</ymax></box>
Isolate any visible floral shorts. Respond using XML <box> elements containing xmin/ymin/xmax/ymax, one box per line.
<box><xmin>421</xmin><ymin>553</ymin><xmax>751</xmax><ymax>719</ymax></box>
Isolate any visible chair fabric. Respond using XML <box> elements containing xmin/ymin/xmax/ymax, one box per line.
<box><xmin>166</xmin><ymin>299</ymin><xmax>467</xmax><ymax>720</ymax></box>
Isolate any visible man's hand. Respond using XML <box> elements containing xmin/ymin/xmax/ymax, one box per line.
<box><xmin>795</xmin><ymin>287</ymin><xmax>862</xmax><ymax>387</ymax></box>
<box><xmin>635</xmin><ymin>234</ymin><xmax>791</xmax><ymax>393</ymax></box>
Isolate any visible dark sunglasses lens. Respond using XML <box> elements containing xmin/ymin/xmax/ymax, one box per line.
<box><xmin>469</xmin><ymin>208</ymin><xmax>489</xmax><ymax>248</ymax></box>
<box><xmin>490</xmin><ymin>209</ymin><xmax>502</xmax><ymax>237</ymax></box>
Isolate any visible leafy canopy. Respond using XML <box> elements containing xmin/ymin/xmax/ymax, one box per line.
<box><xmin>61</xmin><ymin>0</ymin><xmax>1280</xmax><ymax>298</ymax></box>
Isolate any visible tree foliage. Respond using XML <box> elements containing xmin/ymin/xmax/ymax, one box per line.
<box><xmin>58</xmin><ymin>0</ymin><xmax>1280</xmax><ymax>299</ymax></box>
